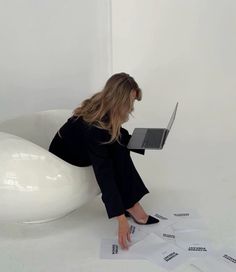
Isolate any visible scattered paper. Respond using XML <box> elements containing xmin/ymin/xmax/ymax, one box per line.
<box><xmin>152</xmin><ymin>208</ymin><xmax>200</xmax><ymax>222</ymax></box>
<box><xmin>129</xmin><ymin>233</ymin><xmax>190</xmax><ymax>270</ymax></box>
<box><xmin>191</xmin><ymin>255</ymin><xmax>234</xmax><ymax>272</ymax></box>
<box><xmin>211</xmin><ymin>248</ymin><xmax>236</xmax><ymax>271</ymax></box>
<box><xmin>100</xmin><ymin>238</ymin><xmax>142</xmax><ymax>259</ymax></box>
<box><xmin>100</xmin><ymin>207</ymin><xmax>234</xmax><ymax>272</ymax></box>
<box><xmin>171</xmin><ymin>219</ymin><xmax>207</xmax><ymax>232</ymax></box>
<box><xmin>175</xmin><ymin>230</ymin><xmax>213</xmax><ymax>256</ymax></box>
<box><xmin>128</xmin><ymin>223</ymin><xmax>149</xmax><ymax>241</ymax></box>
<box><xmin>153</xmin><ymin>225</ymin><xmax>176</xmax><ymax>243</ymax></box>
<box><xmin>171</xmin><ymin>209</ymin><xmax>201</xmax><ymax>220</ymax></box>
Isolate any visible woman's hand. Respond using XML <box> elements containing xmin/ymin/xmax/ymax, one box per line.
<box><xmin>117</xmin><ymin>214</ymin><xmax>131</xmax><ymax>250</ymax></box>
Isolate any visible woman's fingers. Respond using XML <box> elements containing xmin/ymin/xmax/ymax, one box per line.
<box><xmin>122</xmin><ymin>235</ymin><xmax>128</xmax><ymax>250</ymax></box>
<box><xmin>127</xmin><ymin>230</ymin><xmax>131</xmax><ymax>242</ymax></box>
<box><xmin>119</xmin><ymin>234</ymin><xmax>129</xmax><ymax>250</ymax></box>
<box><xmin>118</xmin><ymin>219</ymin><xmax>131</xmax><ymax>250</ymax></box>
<box><xmin>119</xmin><ymin>235</ymin><xmax>125</xmax><ymax>250</ymax></box>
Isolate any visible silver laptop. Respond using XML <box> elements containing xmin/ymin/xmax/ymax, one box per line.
<box><xmin>127</xmin><ymin>102</ymin><xmax>178</xmax><ymax>150</ymax></box>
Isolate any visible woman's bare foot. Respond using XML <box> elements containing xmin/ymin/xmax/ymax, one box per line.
<box><xmin>127</xmin><ymin>202</ymin><xmax>149</xmax><ymax>224</ymax></box>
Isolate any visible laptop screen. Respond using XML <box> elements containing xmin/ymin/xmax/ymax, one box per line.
<box><xmin>166</xmin><ymin>102</ymin><xmax>178</xmax><ymax>131</ymax></box>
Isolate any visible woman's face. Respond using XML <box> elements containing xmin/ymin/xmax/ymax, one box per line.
<box><xmin>121</xmin><ymin>89</ymin><xmax>137</xmax><ymax>123</ymax></box>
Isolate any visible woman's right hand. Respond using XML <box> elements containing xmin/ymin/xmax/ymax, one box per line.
<box><xmin>117</xmin><ymin>214</ymin><xmax>131</xmax><ymax>250</ymax></box>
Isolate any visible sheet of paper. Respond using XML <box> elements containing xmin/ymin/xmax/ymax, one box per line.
<box><xmin>146</xmin><ymin>242</ymin><xmax>191</xmax><ymax>271</ymax></box>
<box><xmin>211</xmin><ymin>248</ymin><xmax>236</xmax><ymax>271</ymax></box>
<box><xmin>151</xmin><ymin>208</ymin><xmax>201</xmax><ymax>222</ymax></box>
<box><xmin>128</xmin><ymin>223</ymin><xmax>149</xmax><ymax>241</ymax></box>
<box><xmin>100</xmin><ymin>238</ymin><xmax>142</xmax><ymax>259</ymax></box>
<box><xmin>175</xmin><ymin>230</ymin><xmax>213</xmax><ymax>256</ymax></box>
<box><xmin>190</xmin><ymin>255</ymin><xmax>234</xmax><ymax>272</ymax></box>
<box><xmin>129</xmin><ymin>232</ymin><xmax>166</xmax><ymax>256</ymax></box>
<box><xmin>170</xmin><ymin>209</ymin><xmax>201</xmax><ymax>220</ymax></box>
<box><xmin>153</xmin><ymin>225</ymin><xmax>176</xmax><ymax>243</ymax></box>
<box><xmin>129</xmin><ymin>233</ymin><xmax>190</xmax><ymax>270</ymax></box>
<box><xmin>112</xmin><ymin>223</ymin><xmax>149</xmax><ymax>244</ymax></box>
<box><xmin>171</xmin><ymin>218</ymin><xmax>207</xmax><ymax>232</ymax></box>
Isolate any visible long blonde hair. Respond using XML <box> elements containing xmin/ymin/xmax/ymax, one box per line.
<box><xmin>72</xmin><ymin>72</ymin><xmax>142</xmax><ymax>144</ymax></box>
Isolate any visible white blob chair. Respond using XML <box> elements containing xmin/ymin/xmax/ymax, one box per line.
<box><xmin>0</xmin><ymin>110</ymin><xmax>100</xmax><ymax>224</ymax></box>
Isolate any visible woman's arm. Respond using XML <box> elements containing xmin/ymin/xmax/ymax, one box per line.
<box><xmin>120</xmin><ymin>127</ymin><xmax>145</xmax><ymax>155</ymax></box>
<box><xmin>85</xmin><ymin>124</ymin><xmax>131</xmax><ymax>250</ymax></box>
<box><xmin>85</xmin><ymin>125</ymin><xmax>126</xmax><ymax>219</ymax></box>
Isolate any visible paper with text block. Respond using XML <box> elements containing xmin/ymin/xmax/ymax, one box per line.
<box><xmin>129</xmin><ymin>233</ymin><xmax>190</xmax><ymax>270</ymax></box>
<box><xmin>175</xmin><ymin>230</ymin><xmax>213</xmax><ymax>257</ymax></box>
<box><xmin>211</xmin><ymin>248</ymin><xmax>236</xmax><ymax>271</ymax></box>
<box><xmin>153</xmin><ymin>225</ymin><xmax>176</xmax><ymax>243</ymax></box>
<box><xmin>100</xmin><ymin>238</ymin><xmax>142</xmax><ymax>259</ymax></box>
<box><xmin>152</xmin><ymin>208</ymin><xmax>201</xmax><ymax>222</ymax></box>
<box><xmin>191</xmin><ymin>255</ymin><xmax>234</xmax><ymax>272</ymax></box>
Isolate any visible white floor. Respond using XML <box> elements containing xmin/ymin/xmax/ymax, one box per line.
<box><xmin>0</xmin><ymin>140</ymin><xmax>235</xmax><ymax>272</ymax></box>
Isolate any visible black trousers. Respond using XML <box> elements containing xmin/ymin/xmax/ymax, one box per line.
<box><xmin>109</xmin><ymin>140</ymin><xmax>150</xmax><ymax>211</ymax></box>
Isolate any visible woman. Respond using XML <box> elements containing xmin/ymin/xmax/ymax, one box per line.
<box><xmin>48</xmin><ymin>72</ymin><xmax>159</xmax><ymax>250</ymax></box>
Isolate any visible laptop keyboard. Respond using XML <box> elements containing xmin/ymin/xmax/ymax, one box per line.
<box><xmin>142</xmin><ymin>129</ymin><xmax>165</xmax><ymax>148</ymax></box>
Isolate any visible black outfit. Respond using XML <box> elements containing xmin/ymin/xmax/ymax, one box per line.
<box><xmin>48</xmin><ymin>116</ymin><xmax>149</xmax><ymax>219</ymax></box>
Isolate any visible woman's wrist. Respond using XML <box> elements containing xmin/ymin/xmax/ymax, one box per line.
<box><xmin>116</xmin><ymin>213</ymin><xmax>126</xmax><ymax>222</ymax></box>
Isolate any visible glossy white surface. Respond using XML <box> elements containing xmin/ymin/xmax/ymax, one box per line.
<box><xmin>0</xmin><ymin>110</ymin><xmax>100</xmax><ymax>223</ymax></box>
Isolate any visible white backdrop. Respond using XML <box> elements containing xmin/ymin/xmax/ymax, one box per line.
<box><xmin>0</xmin><ymin>0</ymin><xmax>111</xmax><ymax>122</ymax></box>
<box><xmin>112</xmin><ymin>0</ymin><xmax>236</xmax><ymax>248</ymax></box>
<box><xmin>112</xmin><ymin>0</ymin><xmax>236</xmax><ymax>143</ymax></box>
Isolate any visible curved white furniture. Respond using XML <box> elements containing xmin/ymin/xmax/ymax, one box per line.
<box><xmin>0</xmin><ymin>110</ymin><xmax>100</xmax><ymax>224</ymax></box>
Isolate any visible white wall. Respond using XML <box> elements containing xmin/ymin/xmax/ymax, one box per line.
<box><xmin>112</xmin><ymin>0</ymin><xmax>236</xmax><ymax>143</ymax></box>
<box><xmin>112</xmin><ymin>0</ymin><xmax>236</xmax><ymax>235</ymax></box>
<box><xmin>0</xmin><ymin>0</ymin><xmax>111</xmax><ymax>121</ymax></box>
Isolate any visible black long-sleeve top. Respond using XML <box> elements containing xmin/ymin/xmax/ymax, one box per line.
<box><xmin>48</xmin><ymin>115</ymin><xmax>145</xmax><ymax>218</ymax></box>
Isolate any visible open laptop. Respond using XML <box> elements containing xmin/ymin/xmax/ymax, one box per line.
<box><xmin>127</xmin><ymin>102</ymin><xmax>178</xmax><ymax>150</ymax></box>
